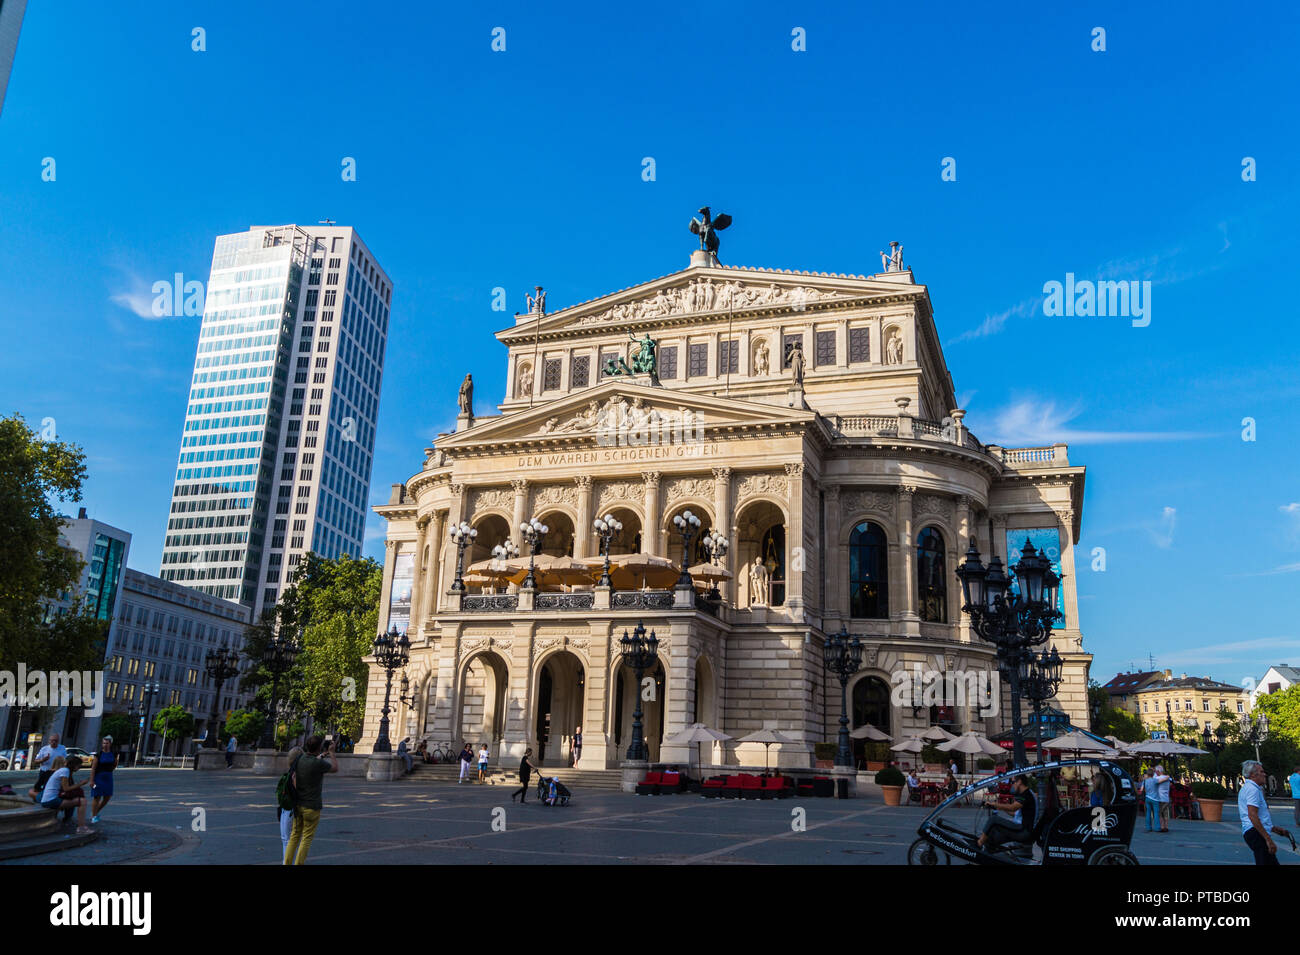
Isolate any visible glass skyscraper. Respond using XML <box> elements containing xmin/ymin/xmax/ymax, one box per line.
<box><xmin>160</xmin><ymin>224</ymin><xmax>392</xmax><ymax>621</ymax></box>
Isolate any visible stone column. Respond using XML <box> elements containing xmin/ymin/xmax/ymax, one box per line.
<box><xmin>823</xmin><ymin>484</ymin><xmax>841</xmax><ymax>623</ymax></box>
<box><xmin>897</xmin><ymin>484</ymin><xmax>919</xmax><ymax>634</ymax></box>
<box><xmin>712</xmin><ymin>466</ymin><xmax>731</xmax><ymax>601</ymax></box>
<box><xmin>784</xmin><ymin>462</ymin><xmax>804</xmax><ymax>612</ymax></box>
<box><xmin>642</xmin><ymin>471</ymin><xmax>661</xmax><ymax>556</ymax></box>
<box><xmin>991</xmin><ymin>513</ymin><xmax>1008</xmax><ymax>562</ymax></box>
<box><xmin>574</xmin><ymin>475</ymin><xmax>593</xmax><ymax>558</ymax></box>
<box><xmin>658</xmin><ymin>622</ymin><xmax>695</xmax><ymax>766</ymax></box>
<box><xmin>955</xmin><ymin>496</ymin><xmax>973</xmax><ymax>643</ymax></box>
<box><xmin>510</xmin><ymin>478</ymin><xmax>528</xmax><ymax>548</ymax></box>
<box><xmin>377</xmin><ymin>539</ymin><xmax>398</xmax><ymax>635</ymax></box>
<box><xmin>408</xmin><ymin>517</ymin><xmax>429</xmax><ymax>639</ymax></box>
<box><xmin>441</xmin><ymin>483</ymin><xmax>466</xmax><ymax>612</ymax></box>
<box><xmin>422</xmin><ymin>510</ymin><xmax>446</xmax><ymax>627</ymax></box>
<box><xmin>429</xmin><ymin>622</ymin><xmax>462</xmax><ymax>746</ymax></box>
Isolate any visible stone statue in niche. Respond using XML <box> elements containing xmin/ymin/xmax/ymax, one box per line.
<box><xmin>518</xmin><ymin>364</ymin><xmax>534</xmax><ymax>397</ymax></box>
<box><xmin>753</xmin><ymin>339</ymin><xmax>770</xmax><ymax>376</ymax></box>
<box><xmin>748</xmin><ymin>556</ymin><xmax>770</xmax><ymax>607</ymax></box>
<box><xmin>886</xmin><ymin>330</ymin><xmax>903</xmax><ymax>365</ymax></box>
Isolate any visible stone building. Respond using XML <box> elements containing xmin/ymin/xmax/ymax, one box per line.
<box><xmin>358</xmin><ymin>240</ymin><xmax>1092</xmax><ymax>770</ymax></box>
<box><xmin>1133</xmin><ymin>670</ymin><xmax>1250</xmax><ymax>735</ymax></box>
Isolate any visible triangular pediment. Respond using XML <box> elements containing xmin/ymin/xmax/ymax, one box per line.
<box><xmin>438</xmin><ymin>379</ymin><xmax>815</xmax><ymax>451</ymax></box>
<box><xmin>499</xmin><ymin>263</ymin><xmax>924</xmax><ymax>343</ymax></box>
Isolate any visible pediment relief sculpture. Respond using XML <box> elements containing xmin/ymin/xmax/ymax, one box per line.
<box><xmin>575</xmin><ymin>278</ymin><xmax>849</xmax><ymax>327</ymax></box>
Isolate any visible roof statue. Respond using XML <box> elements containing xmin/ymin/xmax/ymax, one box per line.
<box><xmin>689</xmin><ymin>206</ymin><xmax>732</xmax><ymax>257</ymax></box>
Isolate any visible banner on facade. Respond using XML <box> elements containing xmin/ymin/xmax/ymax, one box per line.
<box><xmin>387</xmin><ymin>552</ymin><xmax>414</xmax><ymax>636</ymax></box>
<box><xmin>1005</xmin><ymin>528</ymin><xmax>1064</xmax><ymax>628</ymax></box>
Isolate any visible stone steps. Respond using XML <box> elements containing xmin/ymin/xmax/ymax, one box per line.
<box><xmin>406</xmin><ymin>763</ymin><xmax>625</xmax><ymax>791</ymax></box>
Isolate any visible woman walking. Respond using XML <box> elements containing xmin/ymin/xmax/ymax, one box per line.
<box><xmin>511</xmin><ymin>748</ymin><xmax>539</xmax><ymax>803</ymax></box>
<box><xmin>87</xmin><ymin>736</ymin><xmax>118</xmax><ymax>823</ymax></box>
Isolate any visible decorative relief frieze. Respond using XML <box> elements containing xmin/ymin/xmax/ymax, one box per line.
<box><xmin>663</xmin><ymin>476</ymin><xmax>715</xmax><ymax>505</ymax></box>
<box><xmin>469</xmin><ymin>487</ymin><xmax>513</xmax><ymax>514</ymax></box>
<box><xmin>840</xmin><ymin>490</ymin><xmax>896</xmax><ymax>519</ymax></box>
<box><xmin>574</xmin><ymin>278</ymin><xmax>850</xmax><ymax>327</ymax></box>
<box><xmin>914</xmin><ymin>493</ymin><xmax>955</xmax><ymax>524</ymax></box>
<box><xmin>597</xmin><ymin>480</ymin><xmax>641</xmax><ymax>513</ymax></box>
<box><xmin>735</xmin><ymin>472</ymin><xmax>789</xmax><ymax>502</ymax></box>
<box><xmin>532</xmin><ymin>484</ymin><xmax>579</xmax><ymax>510</ymax></box>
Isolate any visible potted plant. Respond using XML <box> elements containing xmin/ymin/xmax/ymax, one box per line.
<box><xmin>1191</xmin><ymin>781</ymin><xmax>1230</xmax><ymax>822</ymax></box>
<box><xmin>814</xmin><ymin>742</ymin><xmax>836</xmax><ymax>770</ymax></box>
<box><xmin>865</xmin><ymin>741</ymin><xmax>888</xmax><ymax>772</ymax></box>
<box><xmin>876</xmin><ymin>766</ymin><xmax>905</xmax><ymax>805</ymax></box>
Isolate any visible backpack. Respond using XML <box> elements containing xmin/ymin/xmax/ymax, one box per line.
<box><xmin>276</xmin><ymin>755</ymin><xmax>302</xmax><ymax>811</ymax></box>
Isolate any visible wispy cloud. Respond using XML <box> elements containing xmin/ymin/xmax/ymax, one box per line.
<box><xmin>109</xmin><ymin>272</ymin><xmax>156</xmax><ymax>319</ymax></box>
<box><xmin>946</xmin><ymin>298</ymin><xmax>1036</xmax><ymax>346</ymax></box>
<box><xmin>1151</xmin><ymin>506</ymin><xmax>1176</xmax><ymax>549</ymax></box>
<box><xmin>1155</xmin><ymin>635</ymin><xmax>1300</xmax><ymax>670</ymax></box>
<box><xmin>980</xmin><ymin>399</ymin><xmax>1218</xmax><ymax>446</ymax></box>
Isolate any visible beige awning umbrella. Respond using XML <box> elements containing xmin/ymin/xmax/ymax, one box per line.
<box><xmin>580</xmin><ymin>553</ymin><xmax>679</xmax><ymax>590</ymax></box>
<box><xmin>1125</xmin><ymin>738</ymin><xmax>1208</xmax><ymax>757</ymax></box>
<box><xmin>505</xmin><ymin>555</ymin><xmax>595</xmax><ymax>590</ymax></box>
<box><xmin>937</xmin><ymin>731</ymin><xmax>1005</xmax><ymax>758</ymax></box>
<box><xmin>664</xmin><ymin>722</ymin><xmax>733</xmax><ymax>779</ymax></box>
<box><xmin>688</xmin><ymin>562</ymin><xmax>732</xmax><ymax>582</ymax></box>
<box><xmin>738</xmin><ymin>728</ymin><xmax>798</xmax><ymax>773</ymax></box>
<box><xmin>919</xmin><ymin>725</ymin><xmax>958</xmax><ymax>743</ymax></box>
<box><xmin>1041</xmin><ymin>731</ymin><xmax>1114</xmax><ymax>754</ymax></box>
<box><xmin>891</xmin><ymin>736</ymin><xmax>926</xmax><ymax>756</ymax></box>
<box><xmin>850</xmin><ymin>723</ymin><xmax>893</xmax><ymax>742</ymax></box>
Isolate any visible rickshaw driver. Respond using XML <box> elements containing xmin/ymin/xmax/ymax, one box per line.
<box><xmin>977</xmin><ymin>774</ymin><xmax>1037</xmax><ymax>851</ymax></box>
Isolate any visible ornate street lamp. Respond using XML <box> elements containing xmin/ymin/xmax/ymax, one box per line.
<box><xmin>1018</xmin><ymin>646</ymin><xmax>1063</xmax><ymax>763</ymax></box>
<box><xmin>1165</xmin><ymin>700</ymin><xmax>1175</xmax><ymax>739</ymax></box>
<box><xmin>257</xmin><ymin>631</ymin><xmax>300</xmax><ymax>750</ymax></box>
<box><xmin>672</xmin><ymin>509</ymin><xmax>701</xmax><ymax>589</ymax></box>
<box><xmin>701</xmin><ymin>528</ymin><xmax>728</xmax><ymax>600</ymax></box>
<box><xmin>592</xmin><ymin>513</ymin><xmax>623</xmax><ymax>589</ymax></box>
<box><xmin>134</xmin><ymin>681</ymin><xmax>162</xmax><ymax>767</ymax></box>
<box><xmin>448</xmin><ymin>521</ymin><xmax>478</xmax><ymax>592</ymax></box>
<box><xmin>491</xmin><ymin>539</ymin><xmax>519</xmax><ymax>593</ymax></box>
<box><xmin>1241</xmin><ymin>711</ymin><xmax>1269</xmax><ymax>764</ymax></box>
<box><xmin>618</xmin><ymin>621</ymin><xmax>659</xmax><ymax>761</ymax></box>
<box><xmin>519</xmin><ymin>516</ymin><xmax>548</xmax><ymax>590</ymax></box>
<box><xmin>372</xmin><ymin>624</ymin><xmax>411</xmax><ymax>753</ymax></box>
<box><xmin>1202</xmin><ymin>724</ymin><xmax>1228</xmax><ymax>782</ymax></box>
<box><xmin>823</xmin><ymin>624</ymin><xmax>864</xmax><ymax>768</ymax></box>
<box><xmin>202</xmin><ymin>646</ymin><xmax>241</xmax><ymax>748</ymax></box>
<box><xmin>956</xmin><ymin>536</ymin><xmax>1063</xmax><ymax>767</ymax></box>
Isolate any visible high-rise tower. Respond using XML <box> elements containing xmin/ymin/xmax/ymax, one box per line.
<box><xmin>160</xmin><ymin>224</ymin><xmax>392</xmax><ymax>620</ymax></box>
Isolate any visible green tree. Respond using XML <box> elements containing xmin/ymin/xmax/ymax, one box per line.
<box><xmin>241</xmin><ymin>552</ymin><xmax>382</xmax><ymax>742</ymax></box>
<box><xmin>1087</xmin><ymin>682</ymin><xmax>1146</xmax><ymax>742</ymax></box>
<box><xmin>0</xmin><ymin>414</ymin><xmax>106</xmax><ymax>679</ymax></box>
<box><xmin>100</xmin><ymin>713</ymin><xmax>134</xmax><ymax>743</ymax></box>
<box><xmin>152</xmin><ymin>705</ymin><xmax>195</xmax><ymax>742</ymax></box>
<box><xmin>1254</xmin><ymin>685</ymin><xmax>1300</xmax><ymax>745</ymax></box>
<box><xmin>223</xmin><ymin>709</ymin><xmax>265</xmax><ymax>745</ymax></box>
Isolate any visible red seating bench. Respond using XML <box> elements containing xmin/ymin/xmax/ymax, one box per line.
<box><xmin>635</xmin><ymin>770</ymin><xmax>664</xmax><ymax>795</ymax></box>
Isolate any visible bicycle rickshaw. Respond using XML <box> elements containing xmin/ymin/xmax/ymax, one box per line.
<box><xmin>907</xmin><ymin>759</ymin><xmax>1140</xmax><ymax>866</ymax></box>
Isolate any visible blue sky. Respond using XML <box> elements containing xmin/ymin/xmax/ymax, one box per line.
<box><xmin>2</xmin><ymin>1</ymin><xmax>1297</xmax><ymax>688</ymax></box>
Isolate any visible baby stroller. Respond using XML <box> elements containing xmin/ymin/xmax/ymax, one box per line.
<box><xmin>538</xmin><ymin>776</ymin><xmax>571</xmax><ymax>806</ymax></box>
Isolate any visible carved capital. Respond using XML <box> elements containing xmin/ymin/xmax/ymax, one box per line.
<box><xmin>783</xmin><ymin>462</ymin><xmax>804</xmax><ymax>477</ymax></box>
<box><xmin>641</xmin><ymin>470</ymin><xmax>662</xmax><ymax>489</ymax></box>
<box><xmin>823</xmin><ymin>483</ymin><xmax>840</xmax><ymax>501</ymax></box>
<box><xmin>510</xmin><ymin>478</ymin><xmax>529</xmax><ymax>495</ymax></box>
<box><xmin>574</xmin><ymin>475</ymin><xmax>593</xmax><ymax>490</ymax></box>
<box><xmin>898</xmin><ymin>484</ymin><xmax>917</xmax><ymax>499</ymax></box>
<box><xmin>449</xmin><ymin>482</ymin><xmax>464</xmax><ymax>497</ymax></box>
<box><xmin>991</xmin><ymin>513</ymin><xmax>1008</xmax><ymax>528</ymax></box>
<box><xmin>711</xmin><ymin>466</ymin><xmax>732</xmax><ymax>483</ymax></box>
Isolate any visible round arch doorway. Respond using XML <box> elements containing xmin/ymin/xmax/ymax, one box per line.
<box><xmin>534</xmin><ymin>650</ymin><xmax>585</xmax><ymax>767</ymax></box>
<box><xmin>851</xmin><ymin>674</ymin><xmax>892</xmax><ymax>769</ymax></box>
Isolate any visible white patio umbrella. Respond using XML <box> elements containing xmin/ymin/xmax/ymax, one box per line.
<box><xmin>664</xmin><ymin>722</ymin><xmax>733</xmax><ymax>780</ymax></box>
<box><xmin>1041</xmin><ymin>731</ymin><xmax>1114</xmax><ymax>756</ymax></box>
<box><xmin>936</xmin><ymin>731</ymin><xmax>1004</xmax><ymax>775</ymax></box>
<box><xmin>849</xmin><ymin>723</ymin><xmax>893</xmax><ymax>741</ymax></box>
<box><xmin>919</xmin><ymin>725</ymin><xmax>958</xmax><ymax>743</ymax></box>
<box><xmin>890</xmin><ymin>736</ymin><xmax>926</xmax><ymax>769</ymax></box>
<box><xmin>738</xmin><ymin>728</ymin><xmax>797</xmax><ymax>773</ymax></box>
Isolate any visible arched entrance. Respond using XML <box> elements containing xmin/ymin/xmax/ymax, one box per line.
<box><xmin>851</xmin><ymin>674</ymin><xmax>893</xmax><ymax>767</ymax></box>
<box><xmin>611</xmin><ymin>659</ymin><xmax>667</xmax><ymax>764</ymax></box>
<box><xmin>600</xmin><ymin>506</ymin><xmax>642</xmax><ymax>556</ymax></box>
<box><xmin>736</xmin><ymin>499</ymin><xmax>787</xmax><ymax>606</ymax></box>
<box><xmin>470</xmin><ymin>514</ymin><xmax>511</xmax><ymax>591</ymax></box>
<box><xmin>534</xmin><ymin>650</ymin><xmax>585</xmax><ymax>766</ymax></box>
<box><xmin>662</xmin><ymin>503</ymin><xmax>714</xmax><ymax>566</ymax></box>
<box><xmin>536</xmin><ymin>511</ymin><xmax>576</xmax><ymax>557</ymax></box>
<box><xmin>457</xmin><ymin>652</ymin><xmax>508</xmax><ymax>760</ymax></box>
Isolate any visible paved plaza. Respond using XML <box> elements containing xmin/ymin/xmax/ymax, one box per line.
<box><xmin>4</xmin><ymin>768</ymin><xmax>1293</xmax><ymax>866</ymax></box>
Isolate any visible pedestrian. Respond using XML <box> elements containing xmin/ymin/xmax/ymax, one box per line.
<box><xmin>1289</xmin><ymin>764</ymin><xmax>1300</xmax><ymax>827</ymax></box>
<box><xmin>26</xmin><ymin>732</ymin><xmax>67</xmax><ymax>804</ymax></box>
<box><xmin>283</xmin><ymin>734</ymin><xmax>338</xmax><ymax>865</ymax></box>
<box><xmin>87</xmin><ymin>736</ymin><xmax>118</xmax><ymax>823</ymax></box>
<box><xmin>572</xmin><ymin>725</ymin><xmax>583</xmax><ymax>767</ymax></box>
<box><xmin>510</xmin><ymin>748</ymin><xmax>539</xmax><ymax>803</ymax></box>
<box><xmin>1153</xmin><ymin>764</ymin><xmax>1172</xmax><ymax>832</ymax></box>
<box><xmin>477</xmin><ymin>743</ymin><xmax>489</xmax><ymax>781</ymax></box>
<box><xmin>458</xmin><ymin>741</ymin><xmax>473</xmax><ymax>783</ymax></box>
<box><xmin>1239</xmin><ymin>759</ymin><xmax>1292</xmax><ymax>866</ymax></box>
<box><xmin>278</xmin><ymin>745</ymin><xmax>303</xmax><ymax>858</ymax></box>
<box><xmin>225</xmin><ymin>734</ymin><xmax>237</xmax><ymax>768</ymax></box>
<box><xmin>1139</xmin><ymin>767</ymin><xmax>1158</xmax><ymax>831</ymax></box>
<box><xmin>397</xmin><ymin>737</ymin><xmax>413</xmax><ymax>775</ymax></box>
<box><xmin>40</xmin><ymin>755</ymin><xmax>91</xmax><ymax>833</ymax></box>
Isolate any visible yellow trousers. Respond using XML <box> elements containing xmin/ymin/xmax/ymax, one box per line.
<box><xmin>284</xmin><ymin>808</ymin><xmax>321</xmax><ymax>865</ymax></box>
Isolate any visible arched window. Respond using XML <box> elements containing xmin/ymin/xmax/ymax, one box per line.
<box><xmin>849</xmin><ymin>521</ymin><xmax>889</xmax><ymax>618</ymax></box>
<box><xmin>916</xmin><ymin>526</ymin><xmax>947</xmax><ymax>623</ymax></box>
<box><xmin>852</xmin><ymin>676</ymin><xmax>892</xmax><ymax>734</ymax></box>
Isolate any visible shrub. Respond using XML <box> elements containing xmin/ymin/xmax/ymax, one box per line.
<box><xmin>977</xmin><ymin>757</ymin><xmax>995</xmax><ymax>770</ymax></box>
<box><xmin>1191</xmin><ymin>781</ymin><xmax>1230</xmax><ymax>800</ymax></box>
<box><xmin>875</xmin><ymin>767</ymin><xmax>905</xmax><ymax>786</ymax></box>
<box><xmin>813</xmin><ymin>742</ymin><xmax>837</xmax><ymax>761</ymax></box>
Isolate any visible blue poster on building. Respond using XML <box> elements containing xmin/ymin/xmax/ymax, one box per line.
<box><xmin>387</xmin><ymin>553</ymin><xmax>414</xmax><ymax>636</ymax></box>
<box><xmin>1005</xmin><ymin>528</ymin><xmax>1064</xmax><ymax>628</ymax></box>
